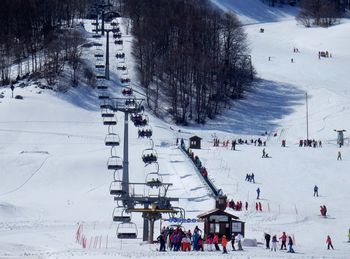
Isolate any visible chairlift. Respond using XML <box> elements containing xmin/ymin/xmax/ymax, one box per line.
<box><xmin>99</xmin><ymin>94</ymin><xmax>109</xmax><ymax>100</ymax></box>
<box><xmin>95</xmin><ymin>64</ymin><xmax>105</xmax><ymax>69</ymax></box>
<box><xmin>103</xmin><ymin>116</ymin><xmax>116</xmax><ymax>126</ymax></box>
<box><xmin>133</xmin><ymin>114</ymin><xmax>148</xmax><ymax>127</ymax></box>
<box><xmin>101</xmin><ymin>107</ymin><xmax>114</xmax><ymax>118</ymax></box>
<box><xmin>122</xmin><ymin>88</ymin><xmax>133</xmax><ymax>96</ymax></box>
<box><xmin>117</xmin><ymin>66</ymin><xmax>127</xmax><ymax>71</ymax></box>
<box><xmin>142</xmin><ymin>148</ymin><xmax>158</xmax><ymax>164</ymax></box>
<box><xmin>115</xmin><ymin>40</ymin><xmax>123</xmax><ymax>45</ymax></box>
<box><xmin>105</xmin><ymin>133</ymin><xmax>120</xmax><ymax>146</ymax></box>
<box><xmin>113</xmin><ymin>33</ymin><xmax>122</xmax><ymax>39</ymax></box>
<box><xmin>92</xmin><ymin>34</ymin><xmax>101</xmax><ymax>39</ymax></box>
<box><xmin>97</xmin><ymin>85</ymin><xmax>108</xmax><ymax>90</ymax></box>
<box><xmin>145</xmin><ymin>172</ymin><xmax>163</xmax><ymax>188</ymax></box>
<box><xmin>107</xmin><ymin>156</ymin><xmax>123</xmax><ymax>170</ymax></box>
<box><xmin>110</xmin><ymin>180</ymin><xmax>125</xmax><ymax>196</ymax></box>
<box><xmin>96</xmin><ymin>75</ymin><xmax>105</xmax><ymax>80</ymax></box>
<box><xmin>138</xmin><ymin>125</ymin><xmax>152</xmax><ymax>138</ymax></box>
<box><xmin>115</xmin><ymin>53</ymin><xmax>125</xmax><ymax>59</ymax></box>
<box><xmin>93</xmin><ymin>42</ymin><xmax>103</xmax><ymax>47</ymax></box>
<box><xmin>116</xmin><ymin>222</ymin><xmax>138</xmax><ymax>239</ymax></box>
<box><xmin>112</xmin><ymin>208</ymin><xmax>130</xmax><ymax>222</ymax></box>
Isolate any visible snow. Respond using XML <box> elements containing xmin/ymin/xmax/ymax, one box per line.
<box><xmin>1</xmin><ymin>2</ymin><xmax>350</xmax><ymax>258</ymax></box>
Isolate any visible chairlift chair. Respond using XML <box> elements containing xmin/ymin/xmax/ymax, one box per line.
<box><xmin>99</xmin><ymin>94</ymin><xmax>109</xmax><ymax>100</ymax></box>
<box><xmin>96</xmin><ymin>74</ymin><xmax>105</xmax><ymax>80</ymax></box>
<box><xmin>112</xmin><ymin>208</ymin><xmax>131</xmax><ymax>222</ymax></box>
<box><xmin>138</xmin><ymin>125</ymin><xmax>152</xmax><ymax>138</ymax></box>
<box><xmin>110</xmin><ymin>180</ymin><xmax>125</xmax><ymax>196</ymax></box>
<box><xmin>97</xmin><ymin>85</ymin><xmax>108</xmax><ymax>90</ymax></box>
<box><xmin>122</xmin><ymin>88</ymin><xmax>133</xmax><ymax>96</ymax></box>
<box><xmin>105</xmin><ymin>133</ymin><xmax>120</xmax><ymax>146</ymax></box>
<box><xmin>101</xmin><ymin>107</ymin><xmax>114</xmax><ymax>118</ymax></box>
<box><xmin>92</xmin><ymin>34</ymin><xmax>101</xmax><ymax>39</ymax></box>
<box><xmin>116</xmin><ymin>222</ymin><xmax>138</xmax><ymax>239</ymax></box>
<box><xmin>134</xmin><ymin>115</ymin><xmax>148</xmax><ymax>127</ymax></box>
<box><xmin>107</xmin><ymin>156</ymin><xmax>123</xmax><ymax>170</ymax></box>
<box><xmin>145</xmin><ymin>172</ymin><xmax>163</xmax><ymax>188</ymax></box>
<box><xmin>142</xmin><ymin>148</ymin><xmax>158</xmax><ymax>164</ymax></box>
<box><xmin>103</xmin><ymin>116</ymin><xmax>116</xmax><ymax>126</ymax></box>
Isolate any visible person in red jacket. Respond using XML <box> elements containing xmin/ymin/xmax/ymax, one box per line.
<box><xmin>279</xmin><ymin>232</ymin><xmax>287</xmax><ymax>250</ymax></box>
<box><xmin>326</xmin><ymin>235</ymin><xmax>334</xmax><ymax>250</ymax></box>
<box><xmin>213</xmin><ymin>234</ymin><xmax>220</xmax><ymax>251</ymax></box>
<box><xmin>222</xmin><ymin>235</ymin><xmax>228</xmax><ymax>254</ymax></box>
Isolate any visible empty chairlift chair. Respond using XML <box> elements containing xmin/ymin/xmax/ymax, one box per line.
<box><xmin>116</xmin><ymin>222</ymin><xmax>138</xmax><ymax>239</ymax></box>
<box><xmin>110</xmin><ymin>181</ymin><xmax>125</xmax><ymax>196</ymax></box>
<box><xmin>112</xmin><ymin>208</ymin><xmax>131</xmax><ymax>222</ymax></box>
<box><xmin>105</xmin><ymin>133</ymin><xmax>120</xmax><ymax>146</ymax></box>
<box><xmin>107</xmin><ymin>156</ymin><xmax>123</xmax><ymax>170</ymax></box>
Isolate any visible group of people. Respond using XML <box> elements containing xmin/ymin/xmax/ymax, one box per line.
<box><xmin>138</xmin><ymin>128</ymin><xmax>152</xmax><ymax>138</ymax></box>
<box><xmin>299</xmin><ymin>139</ymin><xmax>322</xmax><ymax>148</ymax></box>
<box><xmin>245</xmin><ymin>173</ymin><xmax>255</xmax><ymax>183</ymax></box>
<box><xmin>318</xmin><ymin>51</ymin><xmax>332</xmax><ymax>59</ymax></box>
<box><xmin>212</xmin><ymin>138</ymin><xmax>267</xmax><ymax>149</ymax></box>
<box><xmin>227</xmin><ymin>200</ymin><xmax>247</xmax><ymax>211</ymax></box>
<box><xmin>264</xmin><ymin>232</ymin><xmax>295</xmax><ymax>253</ymax></box>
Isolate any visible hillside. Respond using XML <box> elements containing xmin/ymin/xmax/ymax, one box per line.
<box><xmin>1</xmin><ymin>1</ymin><xmax>350</xmax><ymax>258</ymax></box>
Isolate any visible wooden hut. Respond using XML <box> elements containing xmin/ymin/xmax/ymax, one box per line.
<box><xmin>189</xmin><ymin>135</ymin><xmax>202</xmax><ymax>149</ymax></box>
<box><xmin>197</xmin><ymin>209</ymin><xmax>245</xmax><ymax>239</ymax></box>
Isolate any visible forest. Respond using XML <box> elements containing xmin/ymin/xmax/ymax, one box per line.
<box><xmin>0</xmin><ymin>0</ymin><xmax>89</xmax><ymax>87</ymax></box>
<box><xmin>122</xmin><ymin>0</ymin><xmax>254</xmax><ymax>124</ymax></box>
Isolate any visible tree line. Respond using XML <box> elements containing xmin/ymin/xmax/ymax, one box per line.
<box><xmin>297</xmin><ymin>0</ymin><xmax>346</xmax><ymax>27</ymax></box>
<box><xmin>122</xmin><ymin>0</ymin><xmax>254</xmax><ymax>124</ymax></box>
<box><xmin>0</xmin><ymin>0</ymin><xmax>90</xmax><ymax>87</ymax></box>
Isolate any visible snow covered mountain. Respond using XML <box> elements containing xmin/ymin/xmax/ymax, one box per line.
<box><xmin>1</xmin><ymin>0</ymin><xmax>350</xmax><ymax>258</ymax></box>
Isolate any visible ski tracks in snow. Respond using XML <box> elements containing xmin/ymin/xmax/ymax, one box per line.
<box><xmin>0</xmin><ymin>155</ymin><xmax>51</xmax><ymax>197</ymax></box>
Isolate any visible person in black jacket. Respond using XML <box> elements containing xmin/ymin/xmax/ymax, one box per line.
<box><xmin>157</xmin><ymin>232</ymin><xmax>166</xmax><ymax>252</ymax></box>
<box><xmin>264</xmin><ymin>233</ymin><xmax>271</xmax><ymax>249</ymax></box>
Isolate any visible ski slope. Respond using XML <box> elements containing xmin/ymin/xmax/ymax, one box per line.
<box><xmin>1</xmin><ymin>1</ymin><xmax>350</xmax><ymax>258</ymax></box>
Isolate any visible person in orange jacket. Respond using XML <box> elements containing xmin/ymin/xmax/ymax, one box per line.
<box><xmin>221</xmin><ymin>235</ymin><xmax>228</xmax><ymax>254</ymax></box>
<box><xmin>326</xmin><ymin>235</ymin><xmax>334</xmax><ymax>250</ymax></box>
<box><xmin>213</xmin><ymin>234</ymin><xmax>220</xmax><ymax>251</ymax></box>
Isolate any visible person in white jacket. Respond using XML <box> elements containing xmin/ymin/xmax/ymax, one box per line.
<box><xmin>236</xmin><ymin>233</ymin><xmax>243</xmax><ymax>250</ymax></box>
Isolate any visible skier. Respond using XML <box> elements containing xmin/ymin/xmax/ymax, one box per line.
<box><xmin>337</xmin><ymin>151</ymin><xmax>342</xmax><ymax>160</ymax></box>
<box><xmin>262</xmin><ymin>148</ymin><xmax>266</xmax><ymax>158</ymax></box>
<box><xmin>287</xmin><ymin>236</ymin><xmax>295</xmax><ymax>253</ymax></box>
<box><xmin>236</xmin><ymin>233</ymin><xmax>243</xmax><ymax>250</ymax></box>
<box><xmin>213</xmin><ymin>234</ymin><xmax>220</xmax><ymax>251</ymax></box>
<box><xmin>259</xmin><ymin>202</ymin><xmax>262</xmax><ymax>211</ymax></box>
<box><xmin>157</xmin><ymin>232</ymin><xmax>166</xmax><ymax>252</ymax></box>
<box><xmin>255</xmin><ymin>202</ymin><xmax>259</xmax><ymax>211</ymax></box>
<box><xmin>271</xmin><ymin>235</ymin><xmax>278</xmax><ymax>251</ymax></box>
<box><xmin>264</xmin><ymin>233</ymin><xmax>271</xmax><ymax>249</ymax></box>
<box><xmin>231</xmin><ymin>234</ymin><xmax>236</xmax><ymax>251</ymax></box>
<box><xmin>314</xmin><ymin>185</ymin><xmax>319</xmax><ymax>197</ymax></box>
<box><xmin>256</xmin><ymin>188</ymin><xmax>261</xmax><ymax>199</ymax></box>
<box><xmin>279</xmin><ymin>232</ymin><xmax>287</xmax><ymax>250</ymax></box>
<box><xmin>245</xmin><ymin>201</ymin><xmax>248</xmax><ymax>211</ymax></box>
<box><xmin>251</xmin><ymin>173</ymin><xmax>255</xmax><ymax>183</ymax></box>
<box><xmin>326</xmin><ymin>235</ymin><xmax>334</xmax><ymax>250</ymax></box>
<box><xmin>320</xmin><ymin>205</ymin><xmax>327</xmax><ymax>217</ymax></box>
<box><xmin>347</xmin><ymin>229</ymin><xmax>350</xmax><ymax>242</ymax></box>
<box><xmin>291</xmin><ymin>58</ymin><xmax>294</xmax><ymax>63</ymax></box>
<box><xmin>206</xmin><ymin>234</ymin><xmax>213</xmax><ymax>251</ymax></box>
<box><xmin>222</xmin><ymin>235</ymin><xmax>228</xmax><ymax>254</ymax></box>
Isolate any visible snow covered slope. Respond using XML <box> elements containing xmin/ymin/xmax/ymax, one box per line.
<box><xmin>211</xmin><ymin>0</ymin><xmax>298</xmax><ymax>24</ymax></box>
<box><xmin>1</xmin><ymin>4</ymin><xmax>350</xmax><ymax>258</ymax></box>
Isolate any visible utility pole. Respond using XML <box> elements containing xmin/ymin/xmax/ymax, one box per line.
<box><xmin>105</xmin><ymin>30</ymin><xmax>110</xmax><ymax>80</ymax></box>
<box><xmin>122</xmin><ymin>111</ymin><xmax>129</xmax><ymax>201</ymax></box>
<box><xmin>306</xmin><ymin>92</ymin><xmax>309</xmax><ymax>141</ymax></box>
